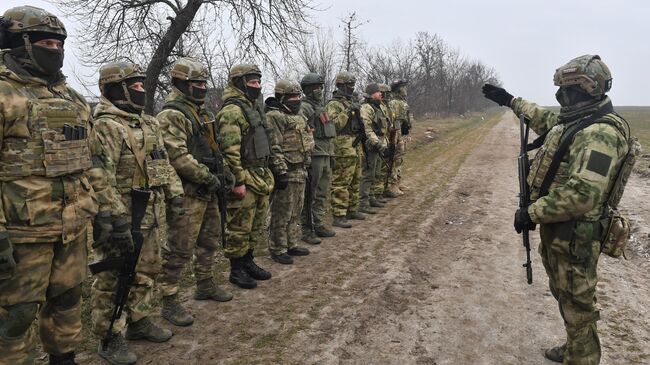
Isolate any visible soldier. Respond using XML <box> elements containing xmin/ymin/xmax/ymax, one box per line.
<box><xmin>299</xmin><ymin>73</ymin><xmax>337</xmax><ymax>243</ymax></box>
<box><xmin>327</xmin><ymin>72</ymin><xmax>365</xmax><ymax>228</ymax></box>
<box><xmin>265</xmin><ymin>80</ymin><xmax>312</xmax><ymax>264</ymax></box>
<box><xmin>216</xmin><ymin>64</ymin><xmax>280</xmax><ymax>289</ymax></box>
<box><xmin>483</xmin><ymin>55</ymin><xmax>630</xmax><ymax>365</ymax></box>
<box><xmin>358</xmin><ymin>83</ymin><xmax>390</xmax><ymax>215</ymax></box>
<box><xmin>374</xmin><ymin>83</ymin><xmax>398</xmax><ymax>201</ymax></box>
<box><xmin>88</xmin><ymin>61</ymin><xmax>182</xmax><ymax>365</ymax></box>
<box><xmin>0</xmin><ymin>7</ymin><xmax>97</xmax><ymax>365</ymax></box>
<box><xmin>389</xmin><ymin>79</ymin><xmax>411</xmax><ymax>194</ymax></box>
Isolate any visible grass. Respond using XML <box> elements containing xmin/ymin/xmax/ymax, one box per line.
<box><xmin>617</xmin><ymin>106</ymin><xmax>650</xmax><ymax>149</ymax></box>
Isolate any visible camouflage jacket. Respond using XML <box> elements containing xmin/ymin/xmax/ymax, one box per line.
<box><xmin>0</xmin><ymin>51</ymin><xmax>98</xmax><ymax>244</ymax></box>
<box><xmin>216</xmin><ymin>85</ymin><xmax>280</xmax><ymax>195</ymax></box>
<box><xmin>301</xmin><ymin>97</ymin><xmax>336</xmax><ymax>156</ymax></box>
<box><xmin>157</xmin><ymin>89</ymin><xmax>219</xmax><ymax>200</ymax></box>
<box><xmin>265</xmin><ymin>100</ymin><xmax>312</xmax><ymax>182</ymax></box>
<box><xmin>512</xmin><ymin>97</ymin><xmax>628</xmax><ymax>223</ymax></box>
<box><xmin>389</xmin><ymin>97</ymin><xmax>410</xmax><ymax>137</ymax></box>
<box><xmin>87</xmin><ymin>97</ymin><xmax>182</xmax><ymax>229</ymax></box>
<box><xmin>360</xmin><ymin>101</ymin><xmax>389</xmax><ymax>151</ymax></box>
<box><xmin>326</xmin><ymin>92</ymin><xmax>357</xmax><ymax>157</ymax></box>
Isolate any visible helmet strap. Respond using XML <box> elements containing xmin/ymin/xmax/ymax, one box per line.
<box><xmin>21</xmin><ymin>33</ymin><xmax>48</xmax><ymax>75</ymax></box>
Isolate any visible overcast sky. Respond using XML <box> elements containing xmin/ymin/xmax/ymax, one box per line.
<box><xmin>4</xmin><ymin>0</ymin><xmax>648</xmax><ymax>105</ymax></box>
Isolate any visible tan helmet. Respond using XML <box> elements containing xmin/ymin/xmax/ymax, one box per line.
<box><xmin>335</xmin><ymin>71</ymin><xmax>356</xmax><ymax>85</ymax></box>
<box><xmin>170</xmin><ymin>57</ymin><xmax>209</xmax><ymax>81</ymax></box>
<box><xmin>228</xmin><ymin>63</ymin><xmax>262</xmax><ymax>83</ymax></box>
<box><xmin>554</xmin><ymin>55</ymin><xmax>612</xmax><ymax>98</ymax></box>
<box><xmin>99</xmin><ymin>62</ymin><xmax>145</xmax><ymax>92</ymax></box>
<box><xmin>274</xmin><ymin>79</ymin><xmax>302</xmax><ymax>95</ymax></box>
<box><xmin>1</xmin><ymin>6</ymin><xmax>67</xmax><ymax>39</ymax></box>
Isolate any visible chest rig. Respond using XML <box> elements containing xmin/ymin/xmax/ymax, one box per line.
<box><xmin>305</xmin><ymin>99</ymin><xmax>336</xmax><ymax>139</ymax></box>
<box><xmin>222</xmin><ymin>98</ymin><xmax>271</xmax><ymax>166</ymax></box>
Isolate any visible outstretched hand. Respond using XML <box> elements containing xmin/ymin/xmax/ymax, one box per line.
<box><xmin>482</xmin><ymin>84</ymin><xmax>514</xmax><ymax>107</ymax></box>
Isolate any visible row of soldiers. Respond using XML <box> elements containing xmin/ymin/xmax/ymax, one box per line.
<box><xmin>0</xmin><ymin>6</ymin><xmax>412</xmax><ymax>365</ymax></box>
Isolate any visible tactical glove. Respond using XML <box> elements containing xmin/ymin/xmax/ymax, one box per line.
<box><xmin>482</xmin><ymin>84</ymin><xmax>514</xmax><ymax>107</ymax></box>
<box><xmin>223</xmin><ymin>165</ymin><xmax>236</xmax><ymax>193</ymax></box>
<box><xmin>168</xmin><ymin>196</ymin><xmax>185</xmax><ymax>217</ymax></box>
<box><xmin>111</xmin><ymin>216</ymin><xmax>134</xmax><ymax>253</ymax></box>
<box><xmin>92</xmin><ymin>211</ymin><xmax>113</xmax><ymax>248</ymax></box>
<box><xmin>514</xmin><ymin>208</ymin><xmax>536</xmax><ymax>234</ymax></box>
<box><xmin>274</xmin><ymin>173</ymin><xmax>289</xmax><ymax>191</ymax></box>
<box><xmin>204</xmin><ymin>173</ymin><xmax>221</xmax><ymax>194</ymax></box>
<box><xmin>0</xmin><ymin>233</ymin><xmax>16</xmax><ymax>279</ymax></box>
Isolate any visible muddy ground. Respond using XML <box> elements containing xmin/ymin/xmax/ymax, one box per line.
<box><xmin>79</xmin><ymin>111</ymin><xmax>650</xmax><ymax>365</ymax></box>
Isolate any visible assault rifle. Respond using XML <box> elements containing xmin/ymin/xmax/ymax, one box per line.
<box><xmin>518</xmin><ymin>114</ymin><xmax>533</xmax><ymax>285</ymax></box>
<box><xmin>89</xmin><ymin>188</ymin><xmax>151</xmax><ymax>346</ymax></box>
<box><xmin>304</xmin><ymin>170</ymin><xmax>315</xmax><ymax>234</ymax></box>
<box><xmin>350</xmin><ymin>106</ymin><xmax>370</xmax><ymax>168</ymax></box>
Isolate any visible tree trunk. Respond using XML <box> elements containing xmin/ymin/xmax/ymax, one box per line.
<box><xmin>144</xmin><ymin>0</ymin><xmax>203</xmax><ymax>114</ymax></box>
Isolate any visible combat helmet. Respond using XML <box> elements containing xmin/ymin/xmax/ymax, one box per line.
<box><xmin>335</xmin><ymin>71</ymin><xmax>356</xmax><ymax>85</ymax></box>
<box><xmin>170</xmin><ymin>57</ymin><xmax>209</xmax><ymax>82</ymax></box>
<box><xmin>274</xmin><ymin>79</ymin><xmax>302</xmax><ymax>96</ymax></box>
<box><xmin>98</xmin><ymin>61</ymin><xmax>146</xmax><ymax>111</ymax></box>
<box><xmin>228</xmin><ymin>63</ymin><xmax>262</xmax><ymax>83</ymax></box>
<box><xmin>300</xmin><ymin>73</ymin><xmax>324</xmax><ymax>87</ymax></box>
<box><xmin>390</xmin><ymin>79</ymin><xmax>409</xmax><ymax>92</ymax></box>
<box><xmin>554</xmin><ymin>55</ymin><xmax>612</xmax><ymax>98</ymax></box>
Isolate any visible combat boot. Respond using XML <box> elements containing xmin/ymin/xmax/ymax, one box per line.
<box><xmin>375</xmin><ymin>194</ymin><xmax>389</xmax><ymax>203</ymax></box>
<box><xmin>301</xmin><ymin>231</ymin><xmax>322</xmax><ymax>244</ymax></box>
<box><xmin>358</xmin><ymin>204</ymin><xmax>377</xmax><ymax>215</ymax></box>
<box><xmin>389</xmin><ymin>185</ymin><xmax>404</xmax><ymax>196</ymax></box>
<box><xmin>332</xmin><ymin>216</ymin><xmax>352</xmax><ymax>228</ymax></box>
<box><xmin>314</xmin><ymin>225</ymin><xmax>336</xmax><ymax>237</ymax></box>
<box><xmin>194</xmin><ymin>278</ymin><xmax>233</xmax><ymax>302</ymax></box>
<box><xmin>161</xmin><ymin>294</ymin><xmax>194</xmax><ymax>327</ymax></box>
<box><xmin>49</xmin><ymin>352</ymin><xmax>77</xmax><ymax>365</ymax></box>
<box><xmin>125</xmin><ymin>317</ymin><xmax>173</xmax><ymax>343</ymax></box>
<box><xmin>346</xmin><ymin>211</ymin><xmax>366</xmax><ymax>220</ymax></box>
<box><xmin>369</xmin><ymin>198</ymin><xmax>385</xmax><ymax>208</ymax></box>
<box><xmin>229</xmin><ymin>257</ymin><xmax>257</xmax><ymax>289</ymax></box>
<box><xmin>271</xmin><ymin>252</ymin><xmax>293</xmax><ymax>264</ymax></box>
<box><xmin>288</xmin><ymin>246</ymin><xmax>310</xmax><ymax>256</ymax></box>
<box><xmin>382</xmin><ymin>190</ymin><xmax>398</xmax><ymax>199</ymax></box>
<box><xmin>544</xmin><ymin>343</ymin><xmax>566</xmax><ymax>363</ymax></box>
<box><xmin>243</xmin><ymin>250</ymin><xmax>272</xmax><ymax>280</ymax></box>
<box><xmin>98</xmin><ymin>333</ymin><xmax>136</xmax><ymax>365</ymax></box>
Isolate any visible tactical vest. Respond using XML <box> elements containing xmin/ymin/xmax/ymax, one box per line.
<box><xmin>222</xmin><ymin>98</ymin><xmax>271</xmax><ymax>166</ymax></box>
<box><xmin>163</xmin><ymin>101</ymin><xmax>216</xmax><ymax>167</ymax></box>
<box><xmin>370</xmin><ymin>103</ymin><xmax>389</xmax><ymax>137</ymax></box>
<box><xmin>0</xmin><ymin>89</ymin><xmax>92</xmax><ymax>180</ymax></box>
<box><xmin>330</xmin><ymin>97</ymin><xmax>360</xmax><ymax>136</ymax></box>
<box><xmin>278</xmin><ymin>112</ymin><xmax>310</xmax><ymax>165</ymax></box>
<box><xmin>305</xmin><ymin>100</ymin><xmax>336</xmax><ymax>139</ymax></box>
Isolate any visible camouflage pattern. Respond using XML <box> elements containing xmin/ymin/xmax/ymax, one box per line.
<box><xmin>156</xmin><ymin>88</ymin><xmax>224</xmax><ymax>296</ymax></box>
<box><xmin>512</xmin><ymin>96</ymin><xmax>629</xmax><ymax>365</ymax></box>
<box><xmin>389</xmin><ymin>95</ymin><xmax>410</xmax><ymax>186</ymax></box>
<box><xmin>269</xmin><ymin>181</ymin><xmax>305</xmax><ymax>254</ymax></box>
<box><xmin>170</xmin><ymin>57</ymin><xmax>209</xmax><ymax>81</ymax></box>
<box><xmin>0</xmin><ymin>48</ymin><xmax>96</xmax><ymax>362</ymax></box>
<box><xmin>98</xmin><ymin>62</ymin><xmax>145</xmax><ymax>91</ymax></box>
<box><xmin>87</xmin><ymin>97</ymin><xmax>182</xmax><ymax>337</ymax></box>
<box><xmin>228</xmin><ymin>64</ymin><xmax>262</xmax><ymax>82</ymax></box>
<box><xmin>327</xmin><ymin>91</ymin><xmax>362</xmax><ymax>216</ymax></box>
<box><xmin>335</xmin><ymin>71</ymin><xmax>356</xmax><ymax>84</ymax></box>
<box><xmin>553</xmin><ymin>55</ymin><xmax>612</xmax><ymax>98</ymax></box>
<box><xmin>359</xmin><ymin>101</ymin><xmax>388</xmax><ymax>204</ymax></box>
<box><xmin>217</xmin><ymin>85</ymin><xmax>279</xmax><ymax>258</ymax></box>
<box><xmin>2</xmin><ymin>6</ymin><xmax>67</xmax><ymax>37</ymax></box>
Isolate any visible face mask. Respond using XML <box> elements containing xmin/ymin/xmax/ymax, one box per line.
<box><xmin>399</xmin><ymin>88</ymin><xmax>407</xmax><ymax>98</ymax></box>
<box><xmin>283</xmin><ymin>100</ymin><xmax>302</xmax><ymax>114</ymax></box>
<box><xmin>312</xmin><ymin>89</ymin><xmax>323</xmax><ymax>102</ymax></box>
<box><xmin>31</xmin><ymin>45</ymin><xmax>64</xmax><ymax>76</ymax></box>
<box><xmin>555</xmin><ymin>86</ymin><xmax>593</xmax><ymax>108</ymax></box>
<box><xmin>128</xmin><ymin>88</ymin><xmax>146</xmax><ymax>109</ymax></box>
<box><xmin>246</xmin><ymin>86</ymin><xmax>262</xmax><ymax>102</ymax></box>
<box><xmin>338</xmin><ymin>84</ymin><xmax>355</xmax><ymax>97</ymax></box>
<box><xmin>192</xmin><ymin>87</ymin><xmax>207</xmax><ymax>103</ymax></box>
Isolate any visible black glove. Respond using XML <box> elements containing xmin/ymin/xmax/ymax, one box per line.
<box><xmin>274</xmin><ymin>173</ymin><xmax>289</xmax><ymax>191</ymax></box>
<box><xmin>514</xmin><ymin>208</ymin><xmax>536</xmax><ymax>234</ymax></box>
<box><xmin>223</xmin><ymin>166</ymin><xmax>236</xmax><ymax>193</ymax></box>
<box><xmin>0</xmin><ymin>234</ymin><xmax>16</xmax><ymax>279</ymax></box>
<box><xmin>111</xmin><ymin>216</ymin><xmax>134</xmax><ymax>253</ymax></box>
<box><xmin>168</xmin><ymin>196</ymin><xmax>185</xmax><ymax>217</ymax></box>
<box><xmin>92</xmin><ymin>211</ymin><xmax>113</xmax><ymax>248</ymax></box>
<box><xmin>482</xmin><ymin>84</ymin><xmax>514</xmax><ymax>107</ymax></box>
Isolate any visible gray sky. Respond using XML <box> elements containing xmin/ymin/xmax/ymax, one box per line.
<box><xmin>4</xmin><ymin>0</ymin><xmax>649</xmax><ymax>105</ymax></box>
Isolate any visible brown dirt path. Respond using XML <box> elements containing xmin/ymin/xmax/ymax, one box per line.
<box><xmin>81</xmin><ymin>111</ymin><xmax>650</xmax><ymax>365</ymax></box>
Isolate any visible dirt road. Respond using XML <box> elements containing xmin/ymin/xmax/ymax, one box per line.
<box><xmin>83</xmin><ymin>112</ymin><xmax>650</xmax><ymax>365</ymax></box>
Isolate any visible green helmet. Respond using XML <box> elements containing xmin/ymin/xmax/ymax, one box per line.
<box><xmin>1</xmin><ymin>6</ymin><xmax>67</xmax><ymax>39</ymax></box>
<box><xmin>275</xmin><ymin>79</ymin><xmax>302</xmax><ymax>95</ymax></box>
<box><xmin>390</xmin><ymin>79</ymin><xmax>408</xmax><ymax>92</ymax></box>
<box><xmin>379</xmin><ymin>83</ymin><xmax>390</xmax><ymax>93</ymax></box>
<box><xmin>554</xmin><ymin>55</ymin><xmax>612</xmax><ymax>98</ymax></box>
<box><xmin>335</xmin><ymin>71</ymin><xmax>356</xmax><ymax>85</ymax></box>
<box><xmin>170</xmin><ymin>57</ymin><xmax>208</xmax><ymax>81</ymax></box>
<box><xmin>229</xmin><ymin>63</ymin><xmax>262</xmax><ymax>83</ymax></box>
<box><xmin>99</xmin><ymin>62</ymin><xmax>145</xmax><ymax>92</ymax></box>
<box><xmin>300</xmin><ymin>73</ymin><xmax>324</xmax><ymax>87</ymax></box>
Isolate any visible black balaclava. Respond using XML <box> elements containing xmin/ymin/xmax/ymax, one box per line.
<box><xmin>555</xmin><ymin>85</ymin><xmax>596</xmax><ymax>108</ymax></box>
<box><xmin>303</xmin><ymin>84</ymin><xmax>323</xmax><ymax>103</ymax></box>
<box><xmin>337</xmin><ymin>83</ymin><xmax>355</xmax><ymax>98</ymax></box>
<box><xmin>8</xmin><ymin>31</ymin><xmax>65</xmax><ymax>78</ymax></box>
<box><xmin>105</xmin><ymin>78</ymin><xmax>146</xmax><ymax>114</ymax></box>
<box><xmin>173</xmin><ymin>79</ymin><xmax>207</xmax><ymax>105</ymax></box>
<box><xmin>235</xmin><ymin>75</ymin><xmax>262</xmax><ymax>102</ymax></box>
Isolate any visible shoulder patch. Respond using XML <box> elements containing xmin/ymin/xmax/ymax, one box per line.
<box><xmin>586</xmin><ymin>150</ymin><xmax>612</xmax><ymax>177</ymax></box>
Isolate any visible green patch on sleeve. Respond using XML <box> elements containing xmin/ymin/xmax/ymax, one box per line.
<box><xmin>586</xmin><ymin>150</ymin><xmax>612</xmax><ymax>177</ymax></box>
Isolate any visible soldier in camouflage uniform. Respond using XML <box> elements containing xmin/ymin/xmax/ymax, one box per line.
<box><xmin>327</xmin><ymin>72</ymin><xmax>364</xmax><ymax>228</ymax></box>
<box><xmin>373</xmin><ymin>83</ymin><xmax>398</xmax><ymax>201</ymax></box>
<box><xmin>358</xmin><ymin>83</ymin><xmax>389</xmax><ymax>214</ymax></box>
<box><xmin>389</xmin><ymin>79</ymin><xmax>410</xmax><ymax>194</ymax></box>
<box><xmin>299</xmin><ymin>73</ymin><xmax>337</xmax><ymax>242</ymax></box>
<box><xmin>156</xmin><ymin>58</ymin><xmax>233</xmax><ymax>328</ymax></box>
<box><xmin>483</xmin><ymin>55</ymin><xmax>630</xmax><ymax>365</ymax></box>
<box><xmin>0</xmin><ymin>7</ymin><xmax>97</xmax><ymax>365</ymax></box>
<box><xmin>265</xmin><ymin>80</ymin><xmax>312</xmax><ymax>264</ymax></box>
<box><xmin>87</xmin><ymin>62</ymin><xmax>183</xmax><ymax>365</ymax></box>
<box><xmin>216</xmin><ymin>64</ymin><xmax>280</xmax><ymax>289</ymax></box>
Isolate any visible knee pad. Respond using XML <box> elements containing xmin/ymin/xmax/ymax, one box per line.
<box><xmin>0</xmin><ymin>302</ymin><xmax>39</xmax><ymax>339</ymax></box>
<box><xmin>50</xmin><ymin>285</ymin><xmax>82</xmax><ymax>311</ymax></box>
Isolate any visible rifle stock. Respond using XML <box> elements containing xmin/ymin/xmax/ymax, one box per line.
<box><xmin>518</xmin><ymin>115</ymin><xmax>533</xmax><ymax>285</ymax></box>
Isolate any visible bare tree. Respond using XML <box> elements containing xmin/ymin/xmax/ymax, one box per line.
<box><xmin>339</xmin><ymin>12</ymin><xmax>367</xmax><ymax>74</ymax></box>
<box><xmin>55</xmin><ymin>0</ymin><xmax>318</xmax><ymax>113</ymax></box>
<box><xmin>293</xmin><ymin>27</ymin><xmax>339</xmax><ymax>97</ymax></box>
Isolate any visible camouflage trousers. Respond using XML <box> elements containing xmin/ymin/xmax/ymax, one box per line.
<box><xmin>301</xmin><ymin>155</ymin><xmax>332</xmax><ymax>231</ymax></box>
<box><xmin>540</xmin><ymin>222</ymin><xmax>601</xmax><ymax>365</ymax></box>
<box><xmin>158</xmin><ymin>196</ymin><xmax>220</xmax><ymax>297</ymax></box>
<box><xmin>392</xmin><ymin>138</ymin><xmax>406</xmax><ymax>185</ymax></box>
<box><xmin>360</xmin><ymin>150</ymin><xmax>381</xmax><ymax>205</ymax></box>
<box><xmin>270</xmin><ymin>180</ymin><xmax>305</xmax><ymax>255</ymax></box>
<box><xmin>224</xmin><ymin>189</ymin><xmax>269</xmax><ymax>259</ymax></box>
<box><xmin>0</xmin><ymin>231</ymin><xmax>87</xmax><ymax>365</ymax></box>
<box><xmin>331</xmin><ymin>154</ymin><xmax>361</xmax><ymax>217</ymax></box>
<box><xmin>91</xmin><ymin>227</ymin><xmax>160</xmax><ymax>338</ymax></box>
